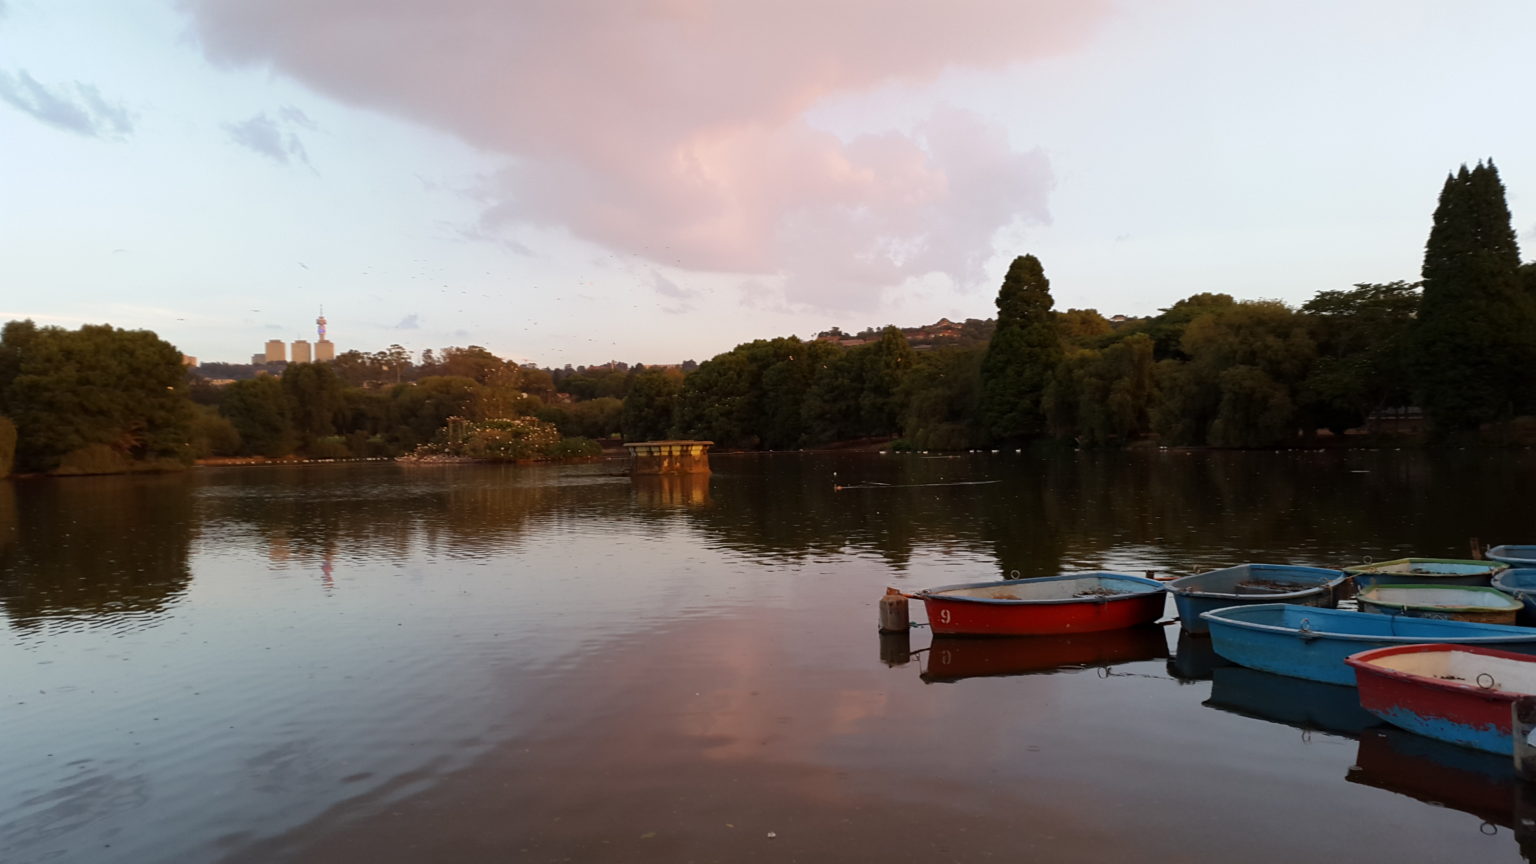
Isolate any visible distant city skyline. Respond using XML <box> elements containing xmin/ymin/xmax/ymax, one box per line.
<box><xmin>2</xmin><ymin>1</ymin><xmax>1533</xmax><ymax>367</ymax></box>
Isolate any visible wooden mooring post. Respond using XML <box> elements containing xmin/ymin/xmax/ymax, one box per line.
<box><xmin>1514</xmin><ymin>696</ymin><xmax>1536</xmax><ymax>783</ymax></box>
<box><xmin>878</xmin><ymin>587</ymin><xmax>910</xmax><ymax>633</ymax></box>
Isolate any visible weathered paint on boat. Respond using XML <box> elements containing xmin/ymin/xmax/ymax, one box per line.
<box><xmin>1488</xmin><ymin>545</ymin><xmax>1536</xmax><ymax>567</ymax></box>
<box><xmin>1344</xmin><ymin>557</ymin><xmax>1507</xmax><ymax>590</ymax></box>
<box><xmin>1491</xmin><ymin>568</ymin><xmax>1536</xmax><ymax>626</ymax></box>
<box><xmin>921</xmin><ymin>627</ymin><xmax>1168</xmax><ymax>682</ymax></box>
<box><xmin>1346</xmin><ymin>643</ymin><xmax>1536</xmax><ymax>755</ymax></box>
<box><xmin>916</xmin><ymin>573</ymin><xmax>1166</xmax><ymax>636</ymax></box>
<box><xmin>1204</xmin><ymin>665</ymin><xmax>1379</xmax><ymax>736</ymax></box>
<box><xmin>1356</xmin><ymin>584</ymin><xmax>1522</xmax><ymax>625</ymax></box>
<box><xmin>1166</xmin><ymin>563</ymin><xmax>1344</xmax><ymax>634</ymax></box>
<box><xmin>1199</xmin><ymin>604</ymin><xmax>1536</xmax><ymax>686</ymax></box>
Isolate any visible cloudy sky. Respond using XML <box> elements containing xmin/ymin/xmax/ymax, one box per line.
<box><xmin>2</xmin><ymin>1</ymin><xmax>1532</xmax><ymax>367</ymax></box>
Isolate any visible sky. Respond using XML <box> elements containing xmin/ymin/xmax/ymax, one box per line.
<box><xmin>1</xmin><ymin>1</ymin><xmax>1532</xmax><ymax>368</ymax></box>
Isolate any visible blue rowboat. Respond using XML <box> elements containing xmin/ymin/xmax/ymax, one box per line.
<box><xmin>1355</xmin><ymin>584</ymin><xmax>1522</xmax><ymax>625</ymax></box>
<box><xmin>1344</xmin><ymin>558</ymin><xmax>1507</xmax><ymax>590</ymax></box>
<box><xmin>1199</xmin><ymin>604</ymin><xmax>1536</xmax><ymax>686</ymax></box>
<box><xmin>1491</xmin><ymin>568</ymin><xmax>1536</xmax><ymax>624</ymax></box>
<box><xmin>1488</xmin><ymin>545</ymin><xmax>1536</xmax><ymax>567</ymax></box>
<box><xmin>1166</xmin><ymin>563</ymin><xmax>1344</xmax><ymax>634</ymax></box>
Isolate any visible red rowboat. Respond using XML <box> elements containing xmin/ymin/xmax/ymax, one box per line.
<box><xmin>914</xmin><ymin>573</ymin><xmax>1167</xmax><ymax>636</ymax></box>
<box><xmin>1345</xmin><ymin>643</ymin><xmax>1536</xmax><ymax>755</ymax></box>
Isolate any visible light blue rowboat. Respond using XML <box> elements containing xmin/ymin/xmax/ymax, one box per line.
<box><xmin>1487</xmin><ymin>545</ymin><xmax>1536</xmax><ymax>567</ymax></box>
<box><xmin>1199</xmin><ymin>604</ymin><xmax>1536</xmax><ymax>686</ymax></box>
<box><xmin>1344</xmin><ymin>558</ymin><xmax>1507</xmax><ymax>590</ymax></box>
<box><xmin>1491</xmin><ymin>568</ymin><xmax>1536</xmax><ymax>624</ymax></box>
<box><xmin>1166</xmin><ymin>563</ymin><xmax>1345</xmax><ymax>634</ymax></box>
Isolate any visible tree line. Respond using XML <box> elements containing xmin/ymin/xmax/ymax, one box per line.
<box><xmin>1</xmin><ymin>160</ymin><xmax>1531</xmax><ymax>477</ymax></box>
<box><xmin>631</xmin><ymin>161</ymin><xmax>1536</xmax><ymax>449</ymax></box>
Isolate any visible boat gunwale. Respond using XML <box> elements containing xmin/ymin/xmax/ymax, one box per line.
<box><xmin>1355</xmin><ymin>584</ymin><xmax>1523</xmax><ymax>615</ymax></box>
<box><xmin>1342</xmin><ymin>557</ymin><xmax>1509</xmax><ymax>576</ymax></box>
<box><xmin>1198</xmin><ymin>603</ymin><xmax>1536</xmax><ymax>644</ymax></box>
<box><xmin>918</xmin><ymin>572</ymin><xmax>1164</xmax><ymax>606</ymax></box>
<box><xmin>1343</xmin><ymin>642</ymin><xmax>1533</xmax><ymax>704</ymax></box>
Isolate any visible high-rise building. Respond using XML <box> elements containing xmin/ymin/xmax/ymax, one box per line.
<box><xmin>264</xmin><ymin>339</ymin><xmax>286</xmax><ymax>364</ymax></box>
<box><xmin>251</xmin><ymin>353</ymin><xmax>265</xmax><ymax>365</ymax></box>
<box><xmin>291</xmin><ymin>340</ymin><xmax>312</xmax><ymax>363</ymax></box>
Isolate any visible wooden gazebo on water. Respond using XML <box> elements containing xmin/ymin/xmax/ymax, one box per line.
<box><xmin>622</xmin><ymin>440</ymin><xmax>713</xmax><ymax>475</ymax></box>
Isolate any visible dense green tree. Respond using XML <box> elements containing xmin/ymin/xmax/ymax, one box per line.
<box><xmin>1056</xmin><ymin>308</ymin><xmax>1112</xmax><ymax>345</ymax></box>
<box><xmin>1045</xmin><ymin>333</ymin><xmax>1156</xmax><ymax>445</ymax></box>
<box><xmin>800</xmin><ymin>346</ymin><xmax>863</xmax><ymax>445</ymax></box>
<box><xmin>979</xmin><ymin>255</ymin><xmax>1062</xmax><ymax>441</ymax></box>
<box><xmin>1299</xmin><ymin>281</ymin><xmax>1420</xmax><ymax>433</ymax></box>
<box><xmin>281</xmin><ymin>362</ymin><xmax>347</xmax><ymax>451</ymax></box>
<box><xmin>899</xmin><ymin>346</ymin><xmax>984</xmax><ymax>450</ymax></box>
<box><xmin>0</xmin><ymin>415</ymin><xmax>14</xmax><ymax>477</ymax></box>
<box><xmin>855</xmin><ymin>327</ymin><xmax>913</xmax><ymax>436</ymax></box>
<box><xmin>674</xmin><ymin>350</ymin><xmax>756</xmax><ymax>446</ymax></box>
<box><xmin>539</xmin><ymin>396</ymin><xmax>623</xmax><ymax>439</ymax></box>
<box><xmin>389</xmin><ymin>376</ymin><xmax>484</xmax><ymax>448</ymax></box>
<box><xmin>220</xmin><ymin>376</ymin><xmax>297</xmax><ymax>457</ymax></box>
<box><xmin>1138</xmin><ymin>293</ymin><xmax>1236</xmax><ymax>360</ymax></box>
<box><xmin>0</xmin><ymin>321</ymin><xmax>194</xmax><ymax>472</ymax></box>
<box><xmin>622</xmin><ymin>368</ymin><xmax>683</xmax><ymax>441</ymax></box>
<box><xmin>1412</xmin><ymin>161</ymin><xmax>1534</xmax><ymax>437</ymax></box>
<box><xmin>1151</xmin><ymin>301</ymin><xmax>1314</xmax><ymax>446</ymax></box>
<box><xmin>188</xmin><ymin>404</ymin><xmax>241</xmax><ymax>458</ymax></box>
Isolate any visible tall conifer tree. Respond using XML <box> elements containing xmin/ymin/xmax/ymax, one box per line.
<box><xmin>1413</xmin><ymin>160</ymin><xmax>1533</xmax><ymax>437</ymax></box>
<box><xmin>980</xmin><ymin>254</ymin><xmax>1062</xmax><ymax>440</ymax></box>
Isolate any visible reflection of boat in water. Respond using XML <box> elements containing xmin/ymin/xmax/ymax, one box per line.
<box><xmin>1167</xmin><ymin>627</ymin><xmax>1228</xmax><ymax>681</ymax></box>
<box><xmin>921</xmin><ymin>627</ymin><xmax>1168</xmax><ymax>683</ymax></box>
<box><xmin>1348</xmin><ymin>727</ymin><xmax>1536</xmax><ymax>854</ymax></box>
<box><xmin>1203</xmin><ymin>666</ymin><xmax>1379</xmax><ymax>736</ymax></box>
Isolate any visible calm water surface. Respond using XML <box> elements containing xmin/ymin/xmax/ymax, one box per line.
<box><xmin>3</xmin><ymin>450</ymin><xmax>1535</xmax><ymax>862</ymax></box>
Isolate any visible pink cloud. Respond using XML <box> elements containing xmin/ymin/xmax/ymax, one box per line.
<box><xmin>185</xmin><ymin>0</ymin><xmax>1105</xmax><ymax>308</ymax></box>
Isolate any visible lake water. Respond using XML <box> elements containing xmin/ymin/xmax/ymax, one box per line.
<box><xmin>3</xmin><ymin>450</ymin><xmax>1535</xmax><ymax>863</ymax></box>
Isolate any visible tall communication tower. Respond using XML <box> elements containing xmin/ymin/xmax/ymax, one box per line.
<box><xmin>315</xmin><ymin>306</ymin><xmax>335</xmax><ymax>362</ymax></box>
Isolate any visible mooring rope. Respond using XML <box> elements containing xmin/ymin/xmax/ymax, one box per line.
<box><xmin>834</xmin><ymin>480</ymin><xmax>1002</xmax><ymax>491</ymax></box>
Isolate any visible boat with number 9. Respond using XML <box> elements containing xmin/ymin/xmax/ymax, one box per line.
<box><xmin>915</xmin><ymin>573</ymin><xmax>1166</xmax><ymax>636</ymax></box>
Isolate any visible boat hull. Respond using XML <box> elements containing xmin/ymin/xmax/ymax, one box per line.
<box><xmin>1356</xmin><ymin>584</ymin><xmax>1522</xmax><ymax>625</ymax></box>
<box><xmin>1488</xmin><ymin>545</ymin><xmax>1536</xmax><ymax>567</ymax></box>
<box><xmin>1346</xmin><ymin>644</ymin><xmax>1536</xmax><ymax>755</ymax></box>
<box><xmin>1200</xmin><ymin>604</ymin><xmax>1536</xmax><ymax>686</ymax></box>
<box><xmin>1491</xmin><ymin>569</ymin><xmax>1536</xmax><ymax>625</ymax></box>
<box><xmin>918</xmin><ymin>573</ymin><xmax>1166</xmax><ymax>636</ymax></box>
<box><xmin>1168</xmin><ymin>564</ymin><xmax>1344</xmax><ymax>634</ymax></box>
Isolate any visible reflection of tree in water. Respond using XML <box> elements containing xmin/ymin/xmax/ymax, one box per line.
<box><xmin>0</xmin><ymin>475</ymin><xmax>195</xmax><ymax>627</ymax></box>
<box><xmin>668</xmin><ymin>449</ymin><xmax>1536</xmax><ymax>580</ymax></box>
<box><xmin>1045</xmin><ymin>449</ymin><xmax>1536</xmax><ymax>571</ymax></box>
<box><xmin>198</xmin><ymin>464</ymin><xmax>636</xmax><ymax>573</ymax></box>
<box><xmin>675</xmin><ymin>454</ymin><xmax>1065</xmax><ymax>578</ymax></box>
